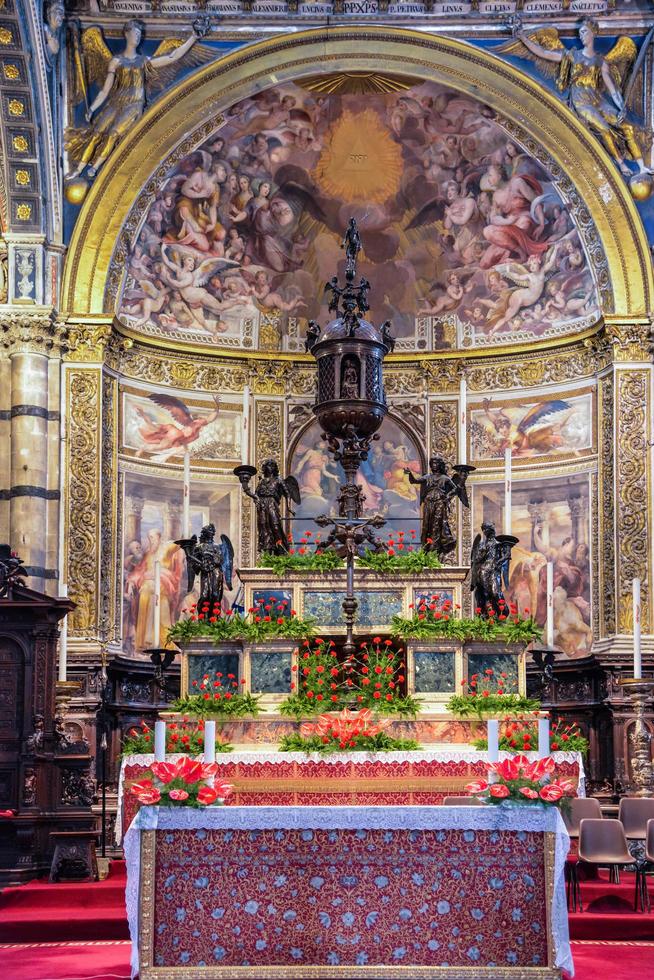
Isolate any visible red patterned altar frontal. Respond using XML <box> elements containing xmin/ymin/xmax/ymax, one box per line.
<box><xmin>121</xmin><ymin>756</ymin><xmax>581</xmax><ymax>838</ymax></box>
<box><xmin>147</xmin><ymin>826</ymin><xmax>550</xmax><ymax>971</ymax></box>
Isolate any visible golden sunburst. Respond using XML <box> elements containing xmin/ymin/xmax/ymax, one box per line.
<box><xmin>301</xmin><ymin>71</ymin><xmax>413</xmax><ymax>96</ymax></box>
<box><xmin>313</xmin><ymin>108</ymin><xmax>403</xmax><ymax>205</ymax></box>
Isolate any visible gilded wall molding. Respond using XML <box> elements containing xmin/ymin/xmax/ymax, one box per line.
<box><xmin>430</xmin><ymin>401</ymin><xmax>457</xmax><ymax>465</ymax></box>
<box><xmin>615</xmin><ymin>368</ymin><xmax>651</xmax><ymax>634</ymax></box>
<box><xmin>599</xmin><ymin>373</ymin><xmax>616</xmax><ymax>637</ymax></box>
<box><xmin>61</xmin><ymin>27</ymin><xmax>652</xmax><ymax>323</ymax></box>
<box><xmin>64</xmin><ymin>368</ymin><xmax>102</xmax><ymax>636</ymax></box>
<box><xmin>101</xmin><ymin>372</ymin><xmax>119</xmax><ymax>641</ymax></box>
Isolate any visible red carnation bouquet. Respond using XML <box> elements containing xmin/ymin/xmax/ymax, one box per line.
<box><xmin>465</xmin><ymin>755</ymin><xmax>576</xmax><ymax>808</ymax></box>
<box><xmin>130</xmin><ymin>756</ymin><xmax>233</xmax><ymax>808</ymax></box>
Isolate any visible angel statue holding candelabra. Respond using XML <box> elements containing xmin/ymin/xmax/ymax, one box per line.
<box><xmin>66</xmin><ymin>16</ymin><xmax>213</xmax><ymax>182</ymax></box>
<box><xmin>470</xmin><ymin>522</ymin><xmax>518</xmax><ymax>619</ymax></box>
<box><xmin>499</xmin><ymin>18</ymin><xmax>654</xmax><ymax>194</ymax></box>
<box><xmin>234</xmin><ymin>460</ymin><xmax>301</xmax><ymax>556</ymax></box>
<box><xmin>404</xmin><ymin>456</ymin><xmax>473</xmax><ymax>558</ymax></box>
<box><xmin>175</xmin><ymin>523</ymin><xmax>234</xmax><ymax>612</ymax></box>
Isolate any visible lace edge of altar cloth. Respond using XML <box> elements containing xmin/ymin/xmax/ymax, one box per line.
<box><xmin>116</xmin><ymin>749</ymin><xmax>585</xmax><ymax>845</ymax></box>
<box><xmin>124</xmin><ymin>804</ymin><xmax>573</xmax><ymax>979</ymax></box>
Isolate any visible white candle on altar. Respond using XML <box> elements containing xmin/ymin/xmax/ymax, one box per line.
<box><xmin>182</xmin><ymin>451</ymin><xmax>191</xmax><ymax>538</ymax></box>
<box><xmin>58</xmin><ymin>583</ymin><xmax>68</xmax><ymax>683</ymax></box>
<box><xmin>487</xmin><ymin>719</ymin><xmax>499</xmax><ymax>762</ymax></box>
<box><xmin>241</xmin><ymin>385</ymin><xmax>250</xmax><ymax>465</ymax></box>
<box><xmin>459</xmin><ymin>377</ymin><xmax>467</xmax><ymax>466</ymax></box>
<box><xmin>633</xmin><ymin>577</ymin><xmax>642</xmax><ymax>679</ymax></box>
<box><xmin>546</xmin><ymin>562</ymin><xmax>554</xmax><ymax>648</ymax></box>
<box><xmin>154</xmin><ymin>720</ymin><xmax>166</xmax><ymax>761</ymax></box>
<box><xmin>537</xmin><ymin>717</ymin><xmax>550</xmax><ymax>758</ymax></box>
<box><xmin>503</xmin><ymin>448</ymin><xmax>512</xmax><ymax>535</ymax></box>
<box><xmin>153</xmin><ymin>560</ymin><xmax>161</xmax><ymax>649</ymax></box>
<box><xmin>204</xmin><ymin>721</ymin><xmax>216</xmax><ymax>764</ymax></box>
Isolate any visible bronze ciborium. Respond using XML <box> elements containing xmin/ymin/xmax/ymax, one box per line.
<box><xmin>307</xmin><ymin>217</ymin><xmax>394</xmax><ymax>521</ymax></box>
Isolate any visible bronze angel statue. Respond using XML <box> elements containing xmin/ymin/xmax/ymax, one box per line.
<box><xmin>66</xmin><ymin>17</ymin><xmax>213</xmax><ymax>180</ymax></box>
<box><xmin>470</xmin><ymin>522</ymin><xmax>518</xmax><ymax>619</ymax></box>
<box><xmin>404</xmin><ymin>456</ymin><xmax>472</xmax><ymax>558</ymax></box>
<box><xmin>499</xmin><ymin>19</ymin><xmax>653</xmax><ymax>179</ymax></box>
<box><xmin>175</xmin><ymin>523</ymin><xmax>234</xmax><ymax>613</ymax></box>
<box><xmin>234</xmin><ymin>460</ymin><xmax>301</xmax><ymax>556</ymax></box>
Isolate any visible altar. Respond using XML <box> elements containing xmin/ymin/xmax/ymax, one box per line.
<box><xmin>124</xmin><ymin>803</ymin><xmax>573</xmax><ymax>978</ymax></box>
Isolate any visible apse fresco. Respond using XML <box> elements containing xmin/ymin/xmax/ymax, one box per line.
<box><xmin>121</xmin><ymin>471</ymin><xmax>240</xmax><ymax>656</ymax></box>
<box><xmin>470</xmin><ymin>390</ymin><xmax>594</xmax><ymax>462</ymax></box>
<box><xmin>289</xmin><ymin>415</ymin><xmax>423</xmax><ymax>540</ymax></box>
<box><xmin>121</xmin><ymin>389</ymin><xmax>242</xmax><ymax>464</ymax></box>
<box><xmin>117</xmin><ymin>79</ymin><xmax>599</xmax><ymax>350</ymax></box>
<box><xmin>473</xmin><ymin>473</ymin><xmax>592</xmax><ymax>659</ymax></box>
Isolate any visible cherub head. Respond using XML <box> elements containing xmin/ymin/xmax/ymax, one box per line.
<box><xmin>527</xmin><ymin>254</ymin><xmax>542</xmax><ymax>272</ymax></box>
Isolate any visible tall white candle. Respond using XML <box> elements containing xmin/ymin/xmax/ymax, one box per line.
<box><xmin>633</xmin><ymin>577</ymin><xmax>642</xmax><ymax>680</ymax></box>
<box><xmin>204</xmin><ymin>720</ymin><xmax>216</xmax><ymax>764</ymax></box>
<box><xmin>487</xmin><ymin>719</ymin><xmax>499</xmax><ymax>762</ymax></box>
<box><xmin>58</xmin><ymin>583</ymin><xmax>68</xmax><ymax>683</ymax></box>
<box><xmin>154</xmin><ymin>720</ymin><xmax>166</xmax><ymax>761</ymax></box>
<box><xmin>241</xmin><ymin>385</ymin><xmax>250</xmax><ymax>465</ymax></box>
<box><xmin>503</xmin><ymin>448</ymin><xmax>512</xmax><ymax>535</ymax></box>
<box><xmin>546</xmin><ymin>561</ymin><xmax>554</xmax><ymax>648</ymax></box>
<box><xmin>153</xmin><ymin>560</ymin><xmax>161</xmax><ymax>649</ymax></box>
<box><xmin>537</xmin><ymin>716</ymin><xmax>550</xmax><ymax>759</ymax></box>
<box><xmin>182</xmin><ymin>451</ymin><xmax>191</xmax><ymax>538</ymax></box>
<box><xmin>459</xmin><ymin>377</ymin><xmax>467</xmax><ymax>466</ymax></box>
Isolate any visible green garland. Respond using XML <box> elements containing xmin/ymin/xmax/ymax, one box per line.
<box><xmin>279</xmin><ymin>730</ymin><xmax>420</xmax><ymax>754</ymax></box>
<box><xmin>391</xmin><ymin>613</ymin><xmax>542</xmax><ymax>644</ymax></box>
<box><xmin>446</xmin><ymin>692</ymin><xmax>541</xmax><ymax>721</ymax></box>
<box><xmin>173</xmin><ymin>691</ymin><xmax>262</xmax><ymax>719</ymax></box>
<box><xmin>258</xmin><ymin>549</ymin><xmax>344</xmax><ymax>576</ymax></box>
<box><xmin>167</xmin><ymin>608</ymin><xmax>317</xmax><ymax>646</ymax></box>
<box><xmin>357</xmin><ymin>547</ymin><xmax>443</xmax><ymax>574</ymax></box>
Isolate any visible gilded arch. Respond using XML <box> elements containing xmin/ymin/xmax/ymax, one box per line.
<box><xmin>62</xmin><ymin>25</ymin><xmax>652</xmax><ymax>328</ymax></box>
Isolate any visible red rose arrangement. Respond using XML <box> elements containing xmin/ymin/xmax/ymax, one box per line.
<box><xmin>130</xmin><ymin>756</ymin><xmax>233</xmax><ymax>809</ymax></box>
<box><xmin>465</xmin><ymin>755</ymin><xmax>577</xmax><ymax>808</ymax></box>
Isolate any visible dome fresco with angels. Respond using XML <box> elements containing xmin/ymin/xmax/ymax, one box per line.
<box><xmin>116</xmin><ymin>77</ymin><xmax>600</xmax><ymax>352</ymax></box>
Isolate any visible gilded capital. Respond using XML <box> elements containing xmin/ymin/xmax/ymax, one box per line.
<box><xmin>64</xmin><ymin>318</ymin><xmax>113</xmax><ymax>362</ymax></box>
<box><xmin>0</xmin><ymin>308</ymin><xmax>67</xmax><ymax>356</ymax></box>
<box><xmin>603</xmin><ymin>319</ymin><xmax>652</xmax><ymax>362</ymax></box>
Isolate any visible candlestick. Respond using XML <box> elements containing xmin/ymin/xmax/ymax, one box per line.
<box><xmin>546</xmin><ymin>562</ymin><xmax>554</xmax><ymax>648</ymax></box>
<box><xmin>459</xmin><ymin>377</ymin><xmax>467</xmax><ymax>466</ymax></box>
<box><xmin>633</xmin><ymin>577</ymin><xmax>642</xmax><ymax>680</ymax></box>
<box><xmin>58</xmin><ymin>583</ymin><xmax>68</xmax><ymax>683</ymax></box>
<box><xmin>537</xmin><ymin>716</ymin><xmax>550</xmax><ymax>759</ymax></box>
<box><xmin>182</xmin><ymin>451</ymin><xmax>191</xmax><ymax>538</ymax></box>
<box><xmin>487</xmin><ymin>719</ymin><xmax>499</xmax><ymax>762</ymax></box>
<box><xmin>503</xmin><ymin>448</ymin><xmax>512</xmax><ymax>535</ymax></box>
<box><xmin>153</xmin><ymin>560</ymin><xmax>161</xmax><ymax>649</ymax></box>
<box><xmin>241</xmin><ymin>385</ymin><xmax>250</xmax><ymax>465</ymax></box>
<box><xmin>204</xmin><ymin>721</ymin><xmax>216</xmax><ymax>764</ymax></box>
<box><xmin>154</xmin><ymin>720</ymin><xmax>166</xmax><ymax>761</ymax></box>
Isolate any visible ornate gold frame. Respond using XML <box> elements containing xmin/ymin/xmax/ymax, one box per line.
<box><xmin>136</xmin><ymin>826</ymin><xmax>560</xmax><ymax>979</ymax></box>
<box><xmin>62</xmin><ymin>26</ymin><xmax>652</xmax><ymax>328</ymax></box>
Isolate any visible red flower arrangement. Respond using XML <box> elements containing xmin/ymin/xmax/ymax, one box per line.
<box><xmin>342</xmin><ymin>639</ymin><xmax>421</xmax><ymax>716</ymax></box>
<box><xmin>279</xmin><ymin>709</ymin><xmax>420</xmax><ymax>754</ymax></box>
<box><xmin>464</xmin><ymin>754</ymin><xmax>577</xmax><ymax>808</ymax></box>
<box><xmin>281</xmin><ymin>639</ymin><xmax>344</xmax><ymax>719</ymax></box>
<box><xmin>472</xmin><ymin>714</ymin><xmax>589</xmax><ymax>755</ymax></box>
<box><xmin>130</xmin><ymin>756</ymin><xmax>233</xmax><ymax>809</ymax></box>
<box><xmin>122</xmin><ymin>718</ymin><xmax>233</xmax><ymax>756</ymax></box>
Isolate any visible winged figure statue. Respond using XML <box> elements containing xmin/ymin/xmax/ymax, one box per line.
<box><xmin>235</xmin><ymin>459</ymin><xmax>301</xmax><ymax>556</ymax></box>
<box><xmin>66</xmin><ymin>17</ymin><xmax>214</xmax><ymax>180</ymax></box>
<box><xmin>498</xmin><ymin>19</ymin><xmax>653</xmax><ymax>178</ymax></box>
<box><xmin>404</xmin><ymin>456</ymin><xmax>471</xmax><ymax>557</ymax></box>
<box><xmin>175</xmin><ymin>523</ymin><xmax>234</xmax><ymax>613</ymax></box>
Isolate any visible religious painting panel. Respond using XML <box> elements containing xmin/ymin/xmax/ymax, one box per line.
<box><xmin>121</xmin><ymin>468</ymin><xmax>240</xmax><ymax>657</ymax></box>
<box><xmin>472</xmin><ymin>472</ymin><xmax>592</xmax><ymax>658</ymax></box>
<box><xmin>120</xmin><ymin>386</ymin><xmax>243</xmax><ymax>467</ymax></box>
<box><xmin>289</xmin><ymin>415</ymin><xmax>422</xmax><ymax>540</ymax></box>
<box><xmin>116</xmin><ymin>78</ymin><xmax>599</xmax><ymax>351</ymax></box>
<box><xmin>470</xmin><ymin>389</ymin><xmax>594</xmax><ymax>465</ymax></box>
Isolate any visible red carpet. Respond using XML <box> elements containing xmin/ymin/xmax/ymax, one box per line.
<box><xmin>3</xmin><ymin>860</ymin><xmax>654</xmax><ymax>977</ymax></box>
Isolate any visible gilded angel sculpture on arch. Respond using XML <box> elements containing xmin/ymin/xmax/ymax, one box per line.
<box><xmin>65</xmin><ymin>17</ymin><xmax>213</xmax><ymax>181</ymax></box>
<box><xmin>499</xmin><ymin>18</ymin><xmax>653</xmax><ymax>183</ymax></box>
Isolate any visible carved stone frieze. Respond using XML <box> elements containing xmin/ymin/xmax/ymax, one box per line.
<box><xmin>66</xmin><ymin>369</ymin><xmax>102</xmax><ymax>635</ymax></box>
<box><xmin>615</xmin><ymin>369</ymin><xmax>651</xmax><ymax>633</ymax></box>
<box><xmin>0</xmin><ymin>308</ymin><xmax>66</xmax><ymax>356</ymax></box>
